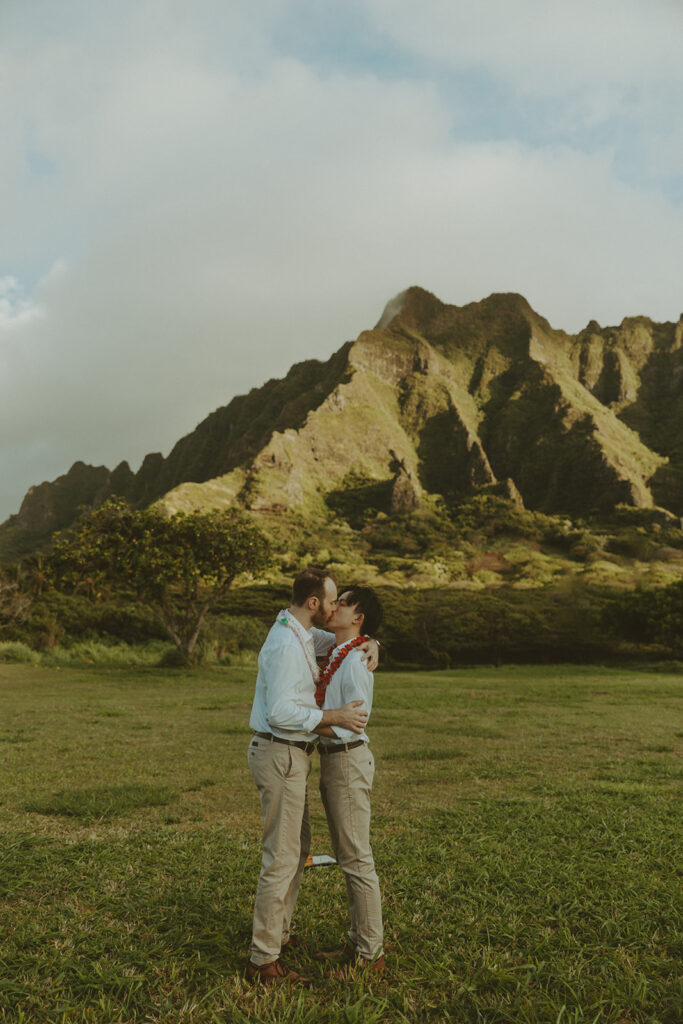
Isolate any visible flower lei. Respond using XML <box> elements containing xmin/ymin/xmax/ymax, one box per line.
<box><xmin>315</xmin><ymin>635</ymin><xmax>369</xmax><ymax>708</ymax></box>
<box><xmin>277</xmin><ymin>611</ymin><xmax>319</xmax><ymax>682</ymax></box>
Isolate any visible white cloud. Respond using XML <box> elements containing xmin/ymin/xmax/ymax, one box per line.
<box><xmin>1</xmin><ymin>0</ymin><xmax>682</xmax><ymax>522</ymax></box>
<box><xmin>0</xmin><ymin>276</ymin><xmax>43</xmax><ymax>331</ymax></box>
<box><xmin>364</xmin><ymin>0</ymin><xmax>683</xmax><ymax>91</ymax></box>
<box><xmin>363</xmin><ymin>0</ymin><xmax>683</xmax><ymax>183</ymax></box>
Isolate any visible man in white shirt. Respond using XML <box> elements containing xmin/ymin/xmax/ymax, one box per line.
<box><xmin>316</xmin><ymin>585</ymin><xmax>384</xmax><ymax>974</ymax></box>
<box><xmin>246</xmin><ymin>567</ymin><xmax>379</xmax><ymax>985</ymax></box>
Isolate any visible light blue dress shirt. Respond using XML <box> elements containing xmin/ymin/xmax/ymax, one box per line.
<box><xmin>248</xmin><ymin>610</ymin><xmax>334</xmax><ymax>742</ymax></box>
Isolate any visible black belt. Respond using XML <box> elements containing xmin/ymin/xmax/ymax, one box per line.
<box><xmin>253</xmin><ymin>731</ymin><xmax>317</xmax><ymax>756</ymax></box>
<box><xmin>318</xmin><ymin>739</ymin><xmax>366</xmax><ymax>755</ymax></box>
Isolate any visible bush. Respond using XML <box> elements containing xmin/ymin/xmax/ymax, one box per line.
<box><xmin>449</xmin><ymin>495</ymin><xmax>542</xmax><ymax>540</ymax></box>
<box><xmin>372</xmin><ymin>585</ymin><xmax>611</xmax><ymax>667</ymax></box>
<box><xmin>0</xmin><ymin>641</ymin><xmax>40</xmax><ymax>664</ymax></box>
<box><xmin>41</xmin><ymin>640</ymin><xmax>170</xmax><ymax>668</ymax></box>
<box><xmin>195</xmin><ymin>643</ymin><xmax>259</xmax><ymax>668</ymax></box>
<box><xmin>605</xmin><ymin>528</ymin><xmax>660</xmax><ymax>561</ymax></box>
<box><xmin>203</xmin><ymin>614</ymin><xmax>267</xmax><ymax>655</ymax></box>
<box><xmin>325</xmin><ymin>471</ymin><xmax>393</xmax><ymax>527</ymax></box>
<box><xmin>3</xmin><ymin>591</ymin><xmax>166</xmax><ymax>649</ymax></box>
<box><xmin>219</xmin><ymin>586</ymin><xmax>289</xmax><ymax>621</ymax></box>
<box><xmin>602</xmin><ymin>580</ymin><xmax>683</xmax><ymax>651</ymax></box>
<box><xmin>541</xmin><ymin>524</ymin><xmax>604</xmax><ymax>561</ymax></box>
<box><xmin>156</xmin><ymin>647</ymin><xmax>189</xmax><ymax>669</ymax></box>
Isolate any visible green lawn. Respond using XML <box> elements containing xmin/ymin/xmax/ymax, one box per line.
<box><xmin>0</xmin><ymin>663</ymin><xmax>681</xmax><ymax>1023</ymax></box>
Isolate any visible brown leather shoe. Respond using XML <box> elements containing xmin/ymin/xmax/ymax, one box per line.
<box><xmin>324</xmin><ymin>953</ymin><xmax>385</xmax><ymax>979</ymax></box>
<box><xmin>246</xmin><ymin>959</ymin><xmax>312</xmax><ymax>986</ymax></box>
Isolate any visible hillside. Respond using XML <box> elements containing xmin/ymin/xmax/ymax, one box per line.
<box><xmin>2</xmin><ymin>287</ymin><xmax>682</xmax><ymax>585</ymax></box>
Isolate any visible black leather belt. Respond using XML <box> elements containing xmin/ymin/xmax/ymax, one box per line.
<box><xmin>318</xmin><ymin>739</ymin><xmax>366</xmax><ymax>755</ymax></box>
<box><xmin>253</xmin><ymin>731</ymin><xmax>317</xmax><ymax>756</ymax></box>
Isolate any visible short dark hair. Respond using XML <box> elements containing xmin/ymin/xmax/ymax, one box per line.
<box><xmin>342</xmin><ymin>585</ymin><xmax>383</xmax><ymax>636</ymax></box>
<box><xmin>292</xmin><ymin>566</ymin><xmax>335</xmax><ymax>607</ymax></box>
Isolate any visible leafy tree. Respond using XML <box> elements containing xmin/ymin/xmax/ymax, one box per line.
<box><xmin>49</xmin><ymin>499</ymin><xmax>271</xmax><ymax>664</ymax></box>
<box><xmin>0</xmin><ymin>566</ymin><xmax>34</xmax><ymax>628</ymax></box>
<box><xmin>603</xmin><ymin>579</ymin><xmax>683</xmax><ymax>652</ymax></box>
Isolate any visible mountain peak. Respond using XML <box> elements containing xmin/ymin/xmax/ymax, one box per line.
<box><xmin>375</xmin><ymin>285</ymin><xmax>444</xmax><ymax>330</ymax></box>
<box><xmin>375</xmin><ymin>287</ymin><xmax>540</xmax><ymax>342</ymax></box>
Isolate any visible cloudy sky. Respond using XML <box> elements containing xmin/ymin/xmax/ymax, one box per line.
<box><xmin>2</xmin><ymin>0</ymin><xmax>682</xmax><ymax>522</ymax></box>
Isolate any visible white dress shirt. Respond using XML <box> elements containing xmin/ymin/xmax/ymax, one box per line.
<box><xmin>319</xmin><ymin>642</ymin><xmax>373</xmax><ymax>747</ymax></box>
<box><xmin>249</xmin><ymin>610</ymin><xmax>335</xmax><ymax>742</ymax></box>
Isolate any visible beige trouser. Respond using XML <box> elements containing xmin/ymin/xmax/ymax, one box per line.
<box><xmin>319</xmin><ymin>743</ymin><xmax>383</xmax><ymax>961</ymax></box>
<box><xmin>248</xmin><ymin>736</ymin><xmax>312</xmax><ymax>966</ymax></box>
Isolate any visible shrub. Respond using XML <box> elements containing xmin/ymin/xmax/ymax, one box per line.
<box><xmin>219</xmin><ymin>586</ymin><xmax>289</xmax><ymax>622</ymax></box>
<box><xmin>41</xmin><ymin>640</ymin><xmax>170</xmax><ymax>668</ymax></box>
<box><xmin>325</xmin><ymin>471</ymin><xmax>393</xmax><ymax>527</ymax></box>
<box><xmin>602</xmin><ymin>579</ymin><xmax>683</xmax><ymax>651</ymax></box>
<box><xmin>156</xmin><ymin>647</ymin><xmax>188</xmax><ymax>669</ymax></box>
<box><xmin>203</xmin><ymin>614</ymin><xmax>267</xmax><ymax>654</ymax></box>
<box><xmin>374</xmin><ymin>585</ymin><xmax>610</xmax><ymax>667</ymax></box>
<box><xmin>449</xmin><ymin>495</ymin><xmax>541</xmax><ymax>540</ymax></box>
<box><xmin>0</xmin><ymin>641</ymin><xmax>40</xmax><ymax>664</ymax></box>
<box><xmin>7</xmin><ymin>591</ymin><xmax>166</xmax><ymax>649</ymax></box>
<box><xmin>605</xmin><ymin>528</ymin><xmax>660</xmax><ymax>561</ymax></box>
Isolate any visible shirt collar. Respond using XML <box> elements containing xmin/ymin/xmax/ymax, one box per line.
<box><xmin>277</xmin><ymin>608</ymin><xmax>314</xmax><ymax>645</ymax></box>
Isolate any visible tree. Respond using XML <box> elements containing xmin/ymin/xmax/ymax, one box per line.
<box><xmin>603</xmin><ymin>579</ymin><xmax>683</xmax><ymax>653</ymax></box>
<box><xmin>49</xmin><ymin>498</ymin><xmax>271</xmax><ymax>664</ymax></box>
<box><xmin>0</xmin><ymin>566</ymin><xmax>33</xmax><ymax>628</ymax></box>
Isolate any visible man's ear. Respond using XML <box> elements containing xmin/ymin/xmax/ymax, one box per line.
<box><xmin>308</xmin><ymin>595</ymin><xmax>320</xmax><ymax>611</ymax></box>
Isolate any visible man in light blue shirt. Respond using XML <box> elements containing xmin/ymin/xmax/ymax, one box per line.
<box><xmin>246</xmin><ymin>567</ymin><xmax>378</xmax><ymax>985</ymax></box>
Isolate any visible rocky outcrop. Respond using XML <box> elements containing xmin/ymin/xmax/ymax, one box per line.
<box><xmin>17</xmin><ymin>461</ymin><xmax>134</xmax><ymax>534</ymax></box>
<box><xmin>388</xmin><ymin>452</ymin><xmax>422</xmax><ymax>513</ymax></box>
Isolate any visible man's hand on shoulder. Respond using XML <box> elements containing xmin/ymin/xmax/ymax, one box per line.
<box><xmin>358</xmin><ymin>638</ymin><xmax>379</xmax><ymax>672</ymax></box>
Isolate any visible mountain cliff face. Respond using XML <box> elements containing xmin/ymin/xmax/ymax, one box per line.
<box><xmin>6</xmin><ymin>287</ymin><xmax>683</xmax><ymax>545</ymax></box>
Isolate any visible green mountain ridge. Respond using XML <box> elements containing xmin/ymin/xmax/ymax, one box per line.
<box><xmin>3</xmin><ymin>287</ymin><xmax>683</xmax><ymax>571</ymax></box>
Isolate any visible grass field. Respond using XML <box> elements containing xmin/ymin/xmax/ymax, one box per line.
<box><xmin>0</xmin><ymin>662</ymin><xmax>681</xmax><ymax>1024</ymax></box>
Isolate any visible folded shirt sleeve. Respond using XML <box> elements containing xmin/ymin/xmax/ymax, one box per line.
<box><xmin>264</xmin><ymin>642</ymin><xmax>323</xmax><ymax>733</ymax></box>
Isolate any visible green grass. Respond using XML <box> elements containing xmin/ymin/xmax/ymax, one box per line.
<box><xmin>24</xmin><ymin>783</ymin><xmax>178</xmax><ymax>822</ymax></box>
<box><xmin>0</xmin><ymin>663</ymin><xmax>680</xmax><ymax>1023</ymax></box>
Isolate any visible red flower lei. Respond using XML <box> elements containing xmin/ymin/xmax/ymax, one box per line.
<box><xmin>315</xmin><ymin>635</ymin><xmax>369</xmax><ymax>708</ymax></box>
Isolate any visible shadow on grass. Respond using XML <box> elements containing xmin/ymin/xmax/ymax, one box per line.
<box><xmin>0</xmin><ymin>732</ymin><xmax>33</xmax><ymax>744</ymax></box>
<box><xmin>25</xmin><ymin>784</ymin><xmax>178</xmax><ymax>822</ymax></box>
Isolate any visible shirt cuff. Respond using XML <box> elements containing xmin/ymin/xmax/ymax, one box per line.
<box><xmin>302</xmin><ymin>708</ymin><xmax>324</xmax><ymax>733</ymax></box>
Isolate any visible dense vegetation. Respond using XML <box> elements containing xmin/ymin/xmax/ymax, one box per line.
<box><xmin>2</xmin><ymin>496</ymin><xmax>682</xmax><ymax>669</ymax></box>
<box><xmin>2</xmin><ymin>578</ymin><xmax>682</xmax><ymax>670</ymax></box>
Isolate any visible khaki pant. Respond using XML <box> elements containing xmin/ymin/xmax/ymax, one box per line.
<box><xmin>248</xmin><ymin>736</ymin><xmax>312</xmax><ymax>966</ymax></box>
<box><xmin>319</xmin><ymin>744</ymin><xmax>383</xmax><ymax>961</ymax></box>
